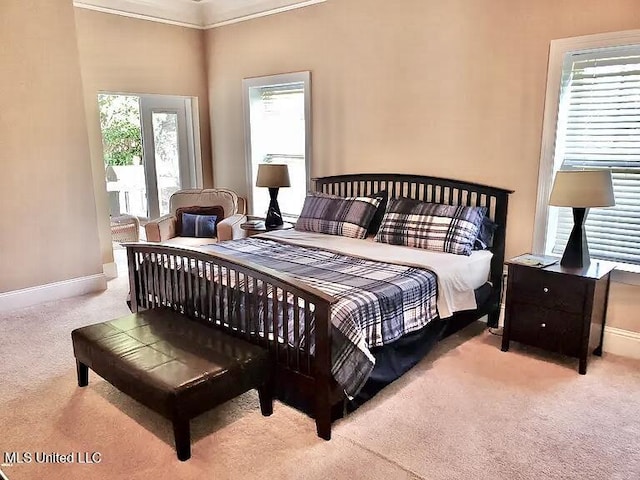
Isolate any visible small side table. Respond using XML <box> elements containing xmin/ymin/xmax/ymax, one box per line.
<box><xmin>240</xmin><ymin>221</ymin><xmax>294</xmax><ymax>237</ymax></box>
<box><xmin>502</xmin><ymin>254</ymin><xmax>615</xmax><ymax>374</ymax></box>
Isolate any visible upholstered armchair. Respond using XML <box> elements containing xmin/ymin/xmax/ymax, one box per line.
<box><xmin>144</xmin><ymin>188</ymin><xmax>248</xmax><ymax>246</ymax></box>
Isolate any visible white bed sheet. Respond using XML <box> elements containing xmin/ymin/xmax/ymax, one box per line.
<box><xmin>258</xmin><ymin>229</ymin><xmax>493</xmax><ymax>318</ymax></box>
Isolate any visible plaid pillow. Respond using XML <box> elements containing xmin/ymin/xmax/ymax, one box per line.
<box><xmin>295</xmin><ymin>193</ymin><xmax>382</xmax><ymax>239</ymax></box>
<box><xmin>374</xmin><ymin>198</ymin><xmax>486</xmax><ymax>255</ymax></box>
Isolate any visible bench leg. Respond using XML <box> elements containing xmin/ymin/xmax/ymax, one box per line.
<box><xmin>258</xmin><ymin>384</ymin><xmax>273</xmax><ymax>417</ymax></box>
<box><xmin>76</xmin><ymin>360</ymin><xmax>88</xmax><ymax>387</ymax></box>
<box><xmin>172</xmin><ymin>417</ymin><xmax>191</xmax><ymax>461</ymax></box>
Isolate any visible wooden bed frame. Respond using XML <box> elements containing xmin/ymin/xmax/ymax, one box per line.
<box><xmin>125</xmin><ymin>173</ymin><xmax>512</xmax><ymax>440</ymax></box>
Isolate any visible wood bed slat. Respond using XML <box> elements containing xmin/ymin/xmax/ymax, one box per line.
<box><xmin>212</xmin><ymin>264</ymin><xmax>218</xmax><ymax>323</ymax></box>
<box><xmin>194</xmin><ymin>258</ymin><xmax>201</xmax><ymax>317</ymax></box>
<box><xmin>293</xmin><ymin>294</ymin><xmax>301</xmax><ymax>371</ymax></box>
<box><xmin>158</xmin><ymin>253</ymin><xmax>165</xmax><ymax>306</ymax></box>
<box><xmin>143</xmin><ymin>254</ymin><xmax>148</xmax><ymax>307</ymax></box>
<box><xmin>216</xmin><ymin>264</ymin><xmax>223</xmax><ymax>325</ymax></box>
<box><xmin>160</xmin><ymin>255</ymin><xmax>167</xmax><ymax>310</ymax></box>
<box><xmin>226</xmin><ymin>268</ymin><xmax>233</xmax><ymax>330</ymax></box>
<box><xmin>283</xmin><ymin>289</ymin><xmax>290</xmax><ymax>368</ymax></box>
<box><xmin>252</xmin><ymin>277</ymin><xmax>260</xmax><ymax>345</ymax></box>
<box><xmin>205</xmin><ymin>262</ymin><xmax>212</xmax><ymax>322</ymax></box>
<box><xmin>234</xmin><ymin>270</ymin><xmax>243</xmax><ymax>334</ymax></box>
<box><xmin>272</xmin><ymin>286</ymin><xmax>279</xmax><ymax>360</ymax></box>
<box><xmin>170</xmin><ymin>256</ymin><xmax>176</xmax><ymax>310</ymax></box>
<box><xmin>135</xmin><ymin>252</ymin><xmax>143</xmax><ymax>309</ymax></box>
<box><xmin>304</xmin><ymin>301</ymin><xmax>311</xmax><ymax>375</ymax></box>
<box><xmin>149</xmin><ymin>253</ymin><xmax>156</xmax><ymax>308</ymax></box>
<box><xmin>261</xmin><ymin>280</ymin><xmax>269</xmax><ymax>350</ymax></box>
<box><xmin>148</xmin><ymin>253</ymin><xmax>155</xmax><ymax>308</ymax></box>
<box><xmin>186</xmin><ymin>257</ymin><xmax>194</xmax><ymax>316</ymax></box>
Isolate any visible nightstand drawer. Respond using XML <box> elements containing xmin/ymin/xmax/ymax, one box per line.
<box><xmin>509</xmin><ymin>266</ymin><xmax>585</xmax><ymax>314</ymax></box>
<box><xmin>509</xmin><ymin>301</ymin><xmax>582</xmax><ymax>357</ymax></box>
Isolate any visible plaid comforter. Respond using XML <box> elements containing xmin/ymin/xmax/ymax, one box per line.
<box><xmin>203</xmin><ymin>238</ymin><xmax>438</xmax><ymax>397</ymax></box>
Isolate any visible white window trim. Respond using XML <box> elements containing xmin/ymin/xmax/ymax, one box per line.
<box><xmin>242</xmin><ymin>71</ymin><xmax>312</xmax><ymax>218</ymax></box>
<box><xmin>533</xmin><ymin>29</ymin><xmax>640</xmax><ymax>286</ymax></box>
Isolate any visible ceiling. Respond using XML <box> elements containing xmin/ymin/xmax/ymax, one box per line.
<box><xmin>73</xmin><ymin>0</ymin><xmax>327</xmax><ymax>29</ymax></box>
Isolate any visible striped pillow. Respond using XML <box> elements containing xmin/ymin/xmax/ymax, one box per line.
<box><xmin>374</xmin><ymin>198</ymin><xmax>485</xmax><ymax>255</ymax></box>
<box><xmin>295</xmin><ymin>193</ymin><xmax>382</xmax><ymax>239</ymax></box>
<box><xmin>181</xmin><ymin>213</ymin><xmax>218</xmax><ymax>238</ymax></box>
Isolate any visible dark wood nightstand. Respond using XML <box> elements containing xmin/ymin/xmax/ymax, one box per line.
<box><xmin>501</xmin><ymin>255</ymin><xmax>615</xmax><ymax>374</ymax></box>
<box><xmin>240</xmin><ymin>221</ymin><xmax>294</xmax><ymax>237</ymax></box>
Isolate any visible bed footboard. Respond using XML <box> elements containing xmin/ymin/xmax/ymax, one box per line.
<box><xmin>125</xmin><ymin>243</ymin><xmax>337</xmax><ymax>439</ymax></box>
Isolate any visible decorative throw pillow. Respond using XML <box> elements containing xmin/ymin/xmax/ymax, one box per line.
<box><xmin>367</xmin><ymin>190</ymin><xmax>388</xmax><ymax>235</ymax></box>
<box><xmin>176</xmin><ymin>205</ymin><xmax>225</xmax><ymax>236</ymax></box>
<box><xmin>180</xmin><ymin>213</ymin><xmax>218</xmax><ymax>238</ymax></box>
<box><xmin>374</xmin><ymin>197</ymin><xmax>485</xmax><ymax>255</ymax></box>
<box><xmin>295</xmin><ymin>193</ymin><xmax>382</xmax><ymax>239</ymax></box>
<box><xmin>474</xmin><ymin>216</ymin><xmax>498</xmax><ymax>250</ymax></box>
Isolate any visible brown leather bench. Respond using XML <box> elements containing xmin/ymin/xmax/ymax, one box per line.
<box><xmin>71</xmin><ymin>307</ymin><xmax>273</xmax><ymax>461</ymax></box>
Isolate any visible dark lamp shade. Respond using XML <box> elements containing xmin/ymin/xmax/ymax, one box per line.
<box><xmin>549</xmin><ymin>170</ymin><xmax>615</xmax><ymax>208</ymax></box>
<box><xmin>256</xmin><ymin>164</ymin><xmax>291</xmax><ymax>188</ymax></box>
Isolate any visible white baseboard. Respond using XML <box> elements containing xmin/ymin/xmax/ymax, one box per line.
<box><xmin>498</xmin><ymin>304</ymin><xmax>505</xmax><ymax>328</ymax></box>
<box><xmin>603</xmin><ymin>326</ymin><xmax>640</xmax><ymax>360</ymax></box>
<box><xmin>103</xmin><ymin>262</ymin><xmax>118</xmax><ymax>279</ymax></box>
<box><xmin>0</xmin><ymin>274</ymin><xmax>107</xmax><ymax>313</ymax></box>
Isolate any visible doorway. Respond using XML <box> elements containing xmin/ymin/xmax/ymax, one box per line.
<box><xmin>99</xmin><ymin>93</ymin><xmax>200</xmax><ymax>274</ymax></box>
<box><xmin>99</xmin><ymin>93</ymin><xmax>200</xmax><ymax>226</ymax></box>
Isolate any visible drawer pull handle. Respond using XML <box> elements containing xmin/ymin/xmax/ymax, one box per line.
<box><xmin>543</xmin><ymin>287</ymin><xmax>549</xmax><ymax>293</ymax></box>
<box><xmin>541</xmin><ymin>323</ymin><xmax>546</xmax><ymax>328</ymax></box>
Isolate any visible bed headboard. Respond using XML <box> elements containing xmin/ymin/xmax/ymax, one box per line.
<box><xmin>312</xmin><ymin>173</ymin><xmax>514</xmax><ymax>316</ymax></box>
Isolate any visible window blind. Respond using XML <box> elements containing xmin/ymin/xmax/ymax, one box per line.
<box><xmin>247</xmin><ymin>79</ymin><xmax>307</xmax><ymax>218</ymax></box>
<box><xmin>550</xmin><ymin>46</ymin><xmax>640</xmax><ymax>265</ymax></box>
<box><xmin>259</xmin><ymin>84</ymin><xmax>305</xmax><ymax>113</ymax></box>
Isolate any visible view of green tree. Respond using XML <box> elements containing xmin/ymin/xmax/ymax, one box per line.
<box><xmin>98</xmin><ymin>94</ymin><xmax>143</xmax><ymax>166</ymax></box>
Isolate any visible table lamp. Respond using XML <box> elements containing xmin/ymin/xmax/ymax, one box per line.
<box><xmin>256</xmin><ymin>163</ymin><xmax>291</xmax><ymax>228</ymax></box>
<box><xmin>548</xmin><ymin>169</ymin><xmax>615</xmax><ymax>268</ymax></box>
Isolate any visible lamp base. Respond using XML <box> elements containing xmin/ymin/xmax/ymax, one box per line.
<box><xmin>560</xmin><ymin>207</ymin><xmax>590</xmax><ymax>269</ymax></box>
<box><xmin>264</xmin><ymin>187</ymin><xmax>283</xmax><ymax>228</ymax></box>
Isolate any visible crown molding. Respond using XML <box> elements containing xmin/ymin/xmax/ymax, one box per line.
<box><xmin>74</xmin><ymin>0</ymin><xmax>205</xmax><ymax>28</ymax></box>
<box><xmin>73</xmin><ymin>0</ymin><xmax>327</xmax><ymax>30</ymax></box>
<box><xmin>202</xmin><ymin>0</ymin><xmax>327</xmax><ymax>28</ymax></box>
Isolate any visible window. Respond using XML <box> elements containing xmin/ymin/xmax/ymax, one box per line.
<box><xmin>535</xmin><ymin>31</ymin><xmax>640</xmax><ymax>266</ymax></box>
<box><xmin>243</xmin><ymin>72</ymin><xmax>311</xmax><ymax>220</ymax></box>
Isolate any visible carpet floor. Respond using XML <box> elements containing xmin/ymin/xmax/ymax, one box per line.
<box><xmin>1</xmin><ymin>253</ymin><xmax>639</xmax><ymax>479</ymax></box>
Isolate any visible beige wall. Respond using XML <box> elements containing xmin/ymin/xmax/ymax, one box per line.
<box><xmin>206</xmin><ymin>0</ymin><xmax>640</xmax><ymax>331</ymax></box>
<box><xmin>0</xmin><ymin>0</ymin><xmax>102</xmax><ymax>293</ymax></box>
<box><xmin>74</xmin><ymin>9</ymin><xmax>212</xmax><ymax>267</ymax></box>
